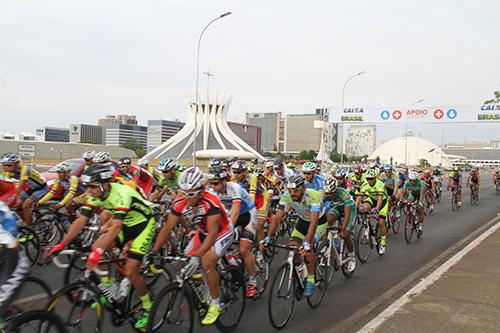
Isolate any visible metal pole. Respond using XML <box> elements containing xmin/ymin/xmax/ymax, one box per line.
<box><xmin>405</xmin><ymin>99</ymin><xmax>424</xmax><ymax>166</ymax></box>
<box><xmin>193</xmin><ymin>12</ymin><xmax>231</xmax><ymax>167</ymax></box>
<box><xmin>340</xmin><ymin>70</ymin><xmax>366</xmax><ymax>164</ymax></box>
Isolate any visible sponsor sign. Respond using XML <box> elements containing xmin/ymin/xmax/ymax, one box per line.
<box><xmin>18</xmin><ymin>144</ymin><xmax>36</xmax><ymax>157</ymax></box>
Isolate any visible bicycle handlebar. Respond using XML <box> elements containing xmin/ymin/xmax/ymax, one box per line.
<box><xmin>52</xmin><ymin>249</ymin><xmax>78</xmax><ymax>269</ymax></box>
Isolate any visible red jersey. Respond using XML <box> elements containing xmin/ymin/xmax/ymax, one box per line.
<box><xmin>171</xmin><ymin>191</ymin><xmax>230</xmax><ymax>236</ymax></box>
<box><xmin>0</xmin><ymin>177</ymin><xmax>18</xmax><ymax>208</ymax></box>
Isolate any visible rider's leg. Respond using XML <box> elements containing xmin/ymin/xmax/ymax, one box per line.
<box><xmin>239</xmin><ymin>239</ymin><xmax>256</xmax><ymax>278</ymax></box>
<box><xmin>202</xmin><ymin>250</ymin><xmax>220</xmax><ymax>301</ymax></box>
<box><xmin>21</xmin><ymin>198</ymin><xmax>34</xmax><ymax>227</ymax></box>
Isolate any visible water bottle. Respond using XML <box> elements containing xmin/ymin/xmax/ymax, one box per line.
<box><xmin>118</xmin><ymin>278</ymin><xmax>130</xmax><ymax>300</ymax></box>
<box><xmin>297</xmin><ymin>261</ymin><xmax>308</xmax><ymax>281</ymax></box>
<box><xmin>334</xmin><ymin>238</ymin><xmax>341</xmax><ymax>253</ymax></box>
<box><xmin>226</xmin><ymin>253</ymin><xmax>239</xmax><ymax>267</ymax></box>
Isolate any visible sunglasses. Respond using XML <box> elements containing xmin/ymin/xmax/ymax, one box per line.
<box><xmin>210</xmin><ymin>181</ymin><xmax>221</xmax><ymax>186</ymax></box>
<box><xmin>303</xmin><ymin>172</ymin><xmax>313</xmax><ymax>175</ymax></box>
<box><xmin>366</xmin><ymin>178</ymin><xmax>376</xmax><ymax>181</ymax></box>
<box><xmin>181</xmin><ymin>190</ymin><xmax>201</xmax><ymax>198</ymax></box>
<box><xmin>232</xmin><ymin>170</ymin><xmax>243</xmax><ymax>174</ymax></box>
<box><xmin>2</xmin><ymin>163</ymin><xmax>15</xmax><ymax>167</ymax></box>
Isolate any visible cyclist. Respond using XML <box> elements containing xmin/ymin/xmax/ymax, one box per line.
<box><xmin>254</xmin><ymin>168</ymin><xmax>273</xmax><ymax>244</ymax></box>
<box><xmin>302</xmin><ymin>162</ymin><xmax>324</xmax><ymax>193</ymax></box>
<box><xmin>448</xmin><ymin>166</ymin><xmax>463</xmax><ymax>208</ymax></box>
<box><xmin>75</xmin><ymin>150</ymin><xmax>95</xmax><ymax>177</ymax></box>
<box><xmin>37</xmin><ymin>162</ymin><xmax>84</xmax><ymax>212</ymax></box>
<box><xmin>261</xmin><ymin>174</ymin><xmax>324</xmax><ymax>297</ymax></box>
<box><xmin>323</xmin><ymin>177</ymin><xmax>356</xmax><ymax>272</ymax></box>
<box><xmin>150</xmin><ymin>167</ymin><xmax>233</xmax><ymax>325</ymax></box>
<box><xmin>333</xmin><ymin>168</ymin><xmax>353</xmax><ymax>191</ymax></box>
<box><xmin>208</xmin><ymin>166</ymin><xmax>258</xmax><ymax>298</ymax></box>
<box><xmin>466</xmin><ymin>167</ymin><xmax>481</xmax><ymax>197</ymax></box>
<box><xmin>379</xmin><ymin>164</ymin><xmax>401</xmax><ymax>219</ymax></box>
<box><xmin>150</xmin><ymin>158</ymin><xmax>181</xmax><ymax>202</ymax></box>
<box><xmin>1</xmin><ymin>153</ymin><xmax>48</xmax><ymax>227</ymax></box>
<box><xmin>355</xmin><ymin>168</ymin><xmax>389</xmax><ymax>255</ymax></box>
<box><xmin>400</xmin><ymin>170</ymin><xmax>426</xmax><ymax>236</ymax></box>
<box><xmin>349</xmin><ymin>165</ymin><xmax>366</xmax><ymax>196</ymax></box>
<box><xmin>231</xmin><ymin>160</ymin><xmax>259</xmax><ymax>201</ymax></box>
<box><xmin>493</xmin><ymin>168</ymin><xmax>500</xmax><ymax>189</ymax></box>
<box><xmin>433</xmin><ymin>167</ymin><xmax>443</xmax><ymax>199</ymax></box>
<box><xmin>422</xmin><ymin>169</ymin><xmax>435</xmax><ymax>212</ymax></box>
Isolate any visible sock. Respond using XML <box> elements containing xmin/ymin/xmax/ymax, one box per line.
<box><xmin>307</xmin><ymin>274</ymin><xmax>315</xmax><ymax>284</ymax></box>
<box><xmin>140</xmin><ymin>293</ymin><xmax>152</xmax><ymax>311</ymax></box>
<box><xmin>212</xmin><ymin>297</ymin><xmax>221</xmax><ymax>307</ymax></box>
<box><xmin>101</xmin><ymin>276</ymin><xmax>113</xmax><ymax>288</ymax></box>
<box><xmin>248</xmin><ymin>275</ymin><xmax>256</xmax><ymax>285</ymax></box>
<box><xmin>380</xmin><ymin>235</ymin><xmax>386</xmax><ymax>246</ymax></box>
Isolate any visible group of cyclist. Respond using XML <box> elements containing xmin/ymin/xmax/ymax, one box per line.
<box><xmin>0</xmin><ymin>150</ymin><xmax>496</xmax><ymax>331</ymax></box>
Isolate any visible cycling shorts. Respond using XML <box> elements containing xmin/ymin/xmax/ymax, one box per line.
<box><xmin>328</xmin><ymin>206</ymin><xmax>357</xmax><ymax>232</ymax></box>
<box><xmin>407</xmin><ymin>193</ymin><xmax>422</xmax><ymax>205</ymax></box>
<box><xmin>386</xmin><ymin>187</ymin><xmax>395</xmax><ymax>198</ymax></box>
<box><xmin>291</xmin><ymin>215</ymin><xmax>328</xmax><ymax>241</ymax></box>
<box><xmin>0</xmin><ymin>247</ymin><xmax>30</xmax><ymax>317</ymax></box>
<box><xmin>185</xmin><ymin>224</ymin><xmax>234</xmax><ymax>258</ymax></box>
<box><xmin>363</xmin><ymin>197</ymin><xmax>389</xmax><ymax>217</ymax></box>
<box><xmin>20</xmin><ymin>186</ymin><xmax>49</xmax><ymax>202</ymax></box>
<box><xmin>234</xmin><ymin>209</ymin><xmax>257</xmax><ymax>242</ymax></box>
<box><xmin>117</xmin><ymin>217</ymin><xmax>156</xmax><ymax>261</ymax></box>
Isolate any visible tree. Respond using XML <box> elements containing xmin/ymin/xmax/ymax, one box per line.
<box><xmin>329</xmin><ymin>151</ymin><xmax>347</xmax><ymax>163</ymax></box>
<box><xmin>484</xmin><ymin>91</ymin><xmax>500</xmax><ymax>104</ymax></box>
<box><xmin>121</xmin><ymin>138</ymin><xmax>145</xmax><ymax>158</ymax></box>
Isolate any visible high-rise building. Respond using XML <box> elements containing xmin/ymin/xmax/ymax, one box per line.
<box><xmin>345</xmin><ymin>125</ymin><xmax>377</xmax><ymax>157</ymax></box>
<box><xmin>69</xmin><ymin>124</ymin><xmax>104</xmax><ymax>144</ymax></box>
<box><xmin>35</xmin><ymin>127</ymin><xmax>69</xmax><ymax>143</ymax></box>
<box><xmin>246</xmin><ymin>112</ymin><xmax>281</xmax><ymax>152</ymax></box>
<box><xmin>228</xmin><ymin>122</ymin><xmax>261</xmax><ymax>152</ymax></box>
<box><xmin>105</xmin><ymin>123</ymin><xmax>147</xmax><ymax>150</ymax></box>
<box><xmin>147</xmin><ymin>120</ymin><xmax>185</xmax><ymax>152</ymax></box>
<box><xmin>98</xmin><ymin>115</ymin><xmax>138</xmax><ymax>127</ymax></box>
<box><xmin>284</xmin><ymin>110</ymin><xmax>324</xmax><ymax>153</ymax></box>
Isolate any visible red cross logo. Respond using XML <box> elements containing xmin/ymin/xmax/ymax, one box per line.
<box><xmin>392</xmin><ymin>110</ymin><xmax>402</xmax><ymax>120</ymax></box>
<box><xmin>434</xmin><ymin>109</ymin><xmax>444</xmax><ymax>120</ymax></box>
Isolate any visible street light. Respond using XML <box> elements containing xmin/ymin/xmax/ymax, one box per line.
<box><xmin>192</xmin><ymin>11</ymin><xmax>232</xmax><ymax>167</ymax></box>
<box><xmin>340</xmin><ymin>70</ymin><xmax>366</xmax><ymax>164</ymax></box>
<box><xmin>405</xmin><ymin>99</ymin><xmax>424</xmax><ymax>165</ymax></box>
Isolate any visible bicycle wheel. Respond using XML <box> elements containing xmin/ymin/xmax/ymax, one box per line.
<box><xmin>5</xmin><ymin>309</ymin><xmax>67</xmax><ymax>333</ymax></box>
<box><xmin>451</xmin><ymin>194</ymin><xmax>456</xmax><ymax>211</ymax></box>
<box><xmin>404</xmin><ymin>213</ymin><xmax>414</xmax><ymax>244</ymax></box>
<box><xmin>391</xmin><ymin>210</ymin><xmax>401</xmax><ymax>234</ymax></box>
<box><xmin>18</xmin><ymin>226</ymin><xmax>41</xmax><ymax>268</ymax></box>
<box><xmin>147</xmin><ymin>283</ymin><xmax>194</xmax><ymax>333</ymax></box>
<box><xmin>9</xmin><ymin>276</ymin><xmax>53</xmax><ymax>315</ymax></box>
<box><xmin>63</xmin><ymin>253</ymin><xmax>88</xmax><ymax>286</ymax></box>
<box><xmin>216</xmin><ymin>266</ymin><xmax>246</xmax><ymax>333</ymax></box>
<box><xmin>317</xmin><ymin>242</ymin><xmax>334</xmax><ymax>286</ymax></box>
<box><xmin>356</xmin><ymin>224</ymin><xmax>371</xmax><ymax>264</ymax></box>
<box><xmin>341</xmin><ymin>235</ymin><xmax>356</xmax><ymax>279</ymax></box>
<box><xmin>306</xmin><ymin>256</ymin><xmax>328</xmax><ymax>309</ymax></box>
<box><xmin>268</xmin><ymin>263</ymin><xmax>295</xmax><ymax>329</ymax></box>
<box><xmin>32</xmin><ymin>217</ymin><xmax>65</xmax><ymax>247</ymax></box>
<box><xmin>253</xmin><ymin>250</ymin><xmax>270</xmax><ymax>299</ymax></box>
<box><xmin>47</xmin><ymin>281</ymin><xmax>103</xmax><ymax>333</ymax></box>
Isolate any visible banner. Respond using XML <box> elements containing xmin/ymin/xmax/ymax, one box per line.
<box><xmin>332</xmin><ymin>104</ymin><xmax>500</xmax><ymax>124</ymax></box>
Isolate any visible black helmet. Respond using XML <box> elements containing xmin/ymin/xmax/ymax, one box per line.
<box><xmin>286</xmin><ymin>174</ymin><xmax>306</xmax><ymax>189</ymax></box>
<box><xmin>118</xmin><ymin>157</ymin><xmax>132</xmax><ymax>166</ymax></box>
<box><xmin>208</xmin><ymin>158</ymin><xmax>222</xmax><ymax>168</ymax></box>
<box><xmin>80</xmin><ymin>164</ymin><xmax>114</xmax><ymax>185</ymax></box>
<box><xmin>207</xmin><ymin>166</ymin><xmax>229</xmax><ymax>181</ymax></box>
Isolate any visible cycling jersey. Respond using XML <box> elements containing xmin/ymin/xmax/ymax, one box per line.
<box><xmin>170</xmin><ymin>191</ymin><xmax>230</xmax><ymax>237</ymax></box>
<box><xmin>38</xmin><ymin>175</ymin><xmax>83</xmax><ymax>206</ymax></box>
<box><xmin>3</xmin><ymin>165</ymin><xmax>46</xmax><ymax>191</ymax></box>
<box><xmin>469</xmin><ymin>171</ymin><xmax>479</xmax><ymax>183</ymax></box>
<box><xmin>305</xmin><ymin>174</ymin><xmax>325</xmax><ymax>192</ymax></box>
<box><xmin>449</xmin><ymin>171</ymin><xmax>462</xmax><ymax>184</ymax></box>
<box><xmin>0</xmin><ymin>201</ymin><xmax>17</xmax><ymax>245</ymax></box>
<box><xmin>233</xmin><ymin>173</ymin><xmax>262</xmax><ymax>201</ymax></box>
<box><xmin>81</xmin><ymin>183</ymin><xmax>153</xmax><ymax>227</ymax></box>
<box><xmin>403</xmin><ymin>179</ymin><xmax>425</xmax><ymax>196</ymax></box>
<box><xmin>327</xmin><ymin>188</ymin><xmax>357</xmax><ymax>232</ymax></box>
<box><xmin>359</xmin><ymin>179</ymin><xmax>387</xmax><ymax>201</ymax></box>
<box><xmin>379</xmin><ymin>172</ymin><xmax>400</xmax><ymax>190</ymax></box>
<box><xmin>158</xmin><ymin>170</ymin><xmax>181</xmax><ymax>190</ymax></box>
<box><xmin>350</xmin><ymin>174</ymin><xmax>366</xmax><ymax>191</ymax></box>
<box><xmin>209</xmin><ymin>182</ymin><xmax>256</xmax><ymax>216</ymax></box>
<box><xmin>277</xmin><ymin>188</ymin><xmax>322</xmax><ymax>222</ymax></box>
<box><xmin>0</xmin><ymin>178</ymin><xmax>18</xmax><ymax>208</ymax></box>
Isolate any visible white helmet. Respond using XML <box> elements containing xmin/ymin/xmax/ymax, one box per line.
<box><xmin>408</xmin><ymin>170</ymin><xmax>420</xmax><ymax>180</ymax></box>
<box><xmin>82</xmin><ymin>150</ymin><xmax>96</xmax><ymax>160</ymax></box>
<box><xmin>324</xmin><ymin>177</ymin><xmax>338</xmax><ymax>193</ymax></box>
<box><xmin>178</xmin><ymin>167</ymin><xmax>205</xmax><ymax>191</ymax></box>
<box><xmin>138</xmin><ymin>158</ymin><xmax>149</xmax><ymax>168</ymax></box>
<box><xmin>93</xmin><ymin>152</ymin><xmax>111</xmax><ymax>164</ymax></box>
<box><xmin>53</xmin><ymin>162</ymin><xmax>71</xmax><ymax>172</ymax></box>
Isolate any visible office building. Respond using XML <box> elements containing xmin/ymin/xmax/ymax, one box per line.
<box><xmin>246</xmin><ymin>112</ymin><xmax>281</xmax><ymax>152</ymax></box>
<box><xmin>147</xmin><ymin>120</ymin><xmax>185</xmax><ymax>152</ymax></box>
<box><xmin>69</xmin><ymin>124</ymin><xmax>104</xmax><ymax>144</ymax></box>
<box><xmin>228</xmin><ymin>122</ymin><xmax>261</xmax><ymax>152</ymax></box>
<box><xmin>284</xmin><ymin>110</ymin><xmax>324</xmax><ymax>153</ymax></box>
<box><xmin>35</xmin><ymin>127</ymin><xmax>69</xmax><ymax>143</ymax></box>
<box><xmin>345</xmin><ymin>125</ymin><xmax>377</xmax><ymax>157</ymax></box>
<box><xmin>98</xmin><ymin>115</ymin><xmax>138</xmax><ymax>127</ymax></box>
<box><xmin>105</xmin><ymin>123</ymin><xmax>147</xmax><ymax>150</ymax></box>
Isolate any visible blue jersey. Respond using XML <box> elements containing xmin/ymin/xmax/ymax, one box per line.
<box><xmin>0</xmin><ymin>201</ymin><xmax>17</xmax><ymax>244</ymax></box>
<box><xmin>210</xmin><ymin>182</ymin><xmax>256</xmax><ymax>216</ymax></box>
<box><xmin>306</xmin><ymin>174</ymin><xmax>325</xmax><ymax>192</ymax></box>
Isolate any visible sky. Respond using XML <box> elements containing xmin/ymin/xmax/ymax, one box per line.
<box><xmin>1</xmin><ymin>0</ymin><xmax>499</xmax><ymax>146</ymax></box>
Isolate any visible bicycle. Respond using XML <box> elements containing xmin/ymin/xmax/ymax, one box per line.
<box><xmin>386</xmin><ymin>201</ymin><xmax>401</xmax><ymax>235</ymax></box>
<box><xmin>403</xmin><ymin>201</ymin><xmax>421</xmax><ymax>244</ymax></box>
<box><xmin>451</xmin><ymin>186</ymin><xmax>461</xmax><ymax>211</ymax></box>
<box><xmin>355</xmin><ymin>210</ymin><xmax>380</xmax><ymax>264</ymax></box>
<box><xmin>469</xmin><ymin>184</ymin><xmax>479</xmax><ymax>205</ymax></box>
<box><xmin>495</xmin><ymin>177</ymin><xmax>500</xmax><ymax>195</ymax></box>
<box><xmin>267</xmin><ymin>243</ymin><xmax>328</xmax><ymax>329</ymax></box>
<box><xmin>317</xmin><ymin>222</ymin><xmax>357</xmax><ymax>285</ymax></box>
<box><xmin>423</xmin><ymin>189</ymin><xmax>433</xmax><ymax>216</ymax></box>
<box><xmin>147</xmin><ymin>255</ymin><xmax>246</xmax><ymax>333</ymax></box>
<box><xmin>434</xmin><ymin>179</ymin><xmax>442</xmax><ymax>203</ymax></box>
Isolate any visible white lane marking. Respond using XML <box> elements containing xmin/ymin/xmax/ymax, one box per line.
<box><xmin>357</xmin><ymin>219</ymin><xmax>500</xmax><ymax>333</ymax></box>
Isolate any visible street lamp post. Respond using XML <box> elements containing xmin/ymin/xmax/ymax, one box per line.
<box><xmin>340</xmin><ymin>71</ymin><xmax>366</xmax><ymax>164</ymax></box>
<box><xmin>192</xmin><ymin>12</ymin><xmax>232</xmax><ymax>167</ymax></box>
<box><xmin>405</xmin><ymin>99</ymin><xmax>424</xmax><ymax>165</ymax></box>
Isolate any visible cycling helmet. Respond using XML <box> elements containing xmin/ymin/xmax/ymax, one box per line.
<box><xmin>80</xmin><ymin>164</ymin><xmax>114</xmax><ymax>184</ymax></box>
<box><xmin>82</xmin><ymin>150</ymin><xmax>96</xmax><ymax>160</ymax></box>
<box><xmin>178</xmin><ymin>167</ymin><xmax>205</xmax><ymax>191</ymax></box>
<box><xmin>366</xmin><ymin>169</ymin><xmax>377</xmax><ymax>179</ymax></box>
<box><xmin>453</xmin><ymin>166</ymin><xmax>459</xmax><ymax>171</ymax></box>
<box><xmin>383</xmin><ymin>164</ymin><xmax>392</xmax><ymax>172</ymax></box>
<box><xmin>361</xmin><ymin>164</ymin><xmax>368</xmax><ymax>172</ymax></box>
<box><xmin>354</xmin><ymin>165</ymin><xmax>363</xmax><ymax>174</ymax></box>
<box><xmin>334</xmin><ymin>168</ymin><xmax>347</xmax><ymax>179</ymax></box>
<box><xmin>208</xmin><ymin>157</ymin><xmax>222</xmax><ymax>168</ymax></box>
<box><xmin>138</xmin><ymin>158</ymin><xmax>149</xmax><ymax>168</ymax></box>
<box><xmin>118</xmin><ymin>157</ymin><xmax>132</xmax><ymax>166</ymax></box>
<box><xmin>274</xmin><ymin>159</ymin><xmax>284</xmax><ymax>168</ymax></box>
<box><xmin>247</xmin><ymin>162</ymin><xmax>255</xmax><ymax>172</ymax></box>
<box><xmin>287</xmin><ymin>162</ymin><xmax>296</xmax><ymax>170</ymax></box>
<box><xmin>1</xmin><ymin>152</ymin><xmax>21</xmax><ymax>164</ymax></box>
<box><xmin>93</xmin><ymin>152</ymin><xmax>111</xmax><ymax>164</ymax></box>
<box><xmin>264</xmin><ymin>160</ymin><xmax>274</xmax><ymax>168</ymax></box>
<box><xmin>286</xmin><ymin>174</ymin><xmax>306</xmax><ymax>189</ymax></box>
<box><xmin>207</xmin><ymin>166</ymin><xmax>229</xmax><ymax>181</ymax></box>
<box><xmin>408</xmin><ymin>170</ymin><xmax>420</xmax><ymax>180</ymax></box>
<box><xmin>177</xmin><ymin>163</ymin><xmax>187</xmax><ymax>172</ymax></box>
<box><xmin>302</xmin><ymin>162</ymin><xmax>316</xmax><ymax>173</ymax></box>
<box><xmin>324</xmin><ymin>177</ymin><xmax>338</xmax><ymax>193</ymax></box>
<box><xmin>53</xmin><ymin>162</ymin><xmax>71</xmax><ymax>173</ymax></box>
<box><xmin>255</xmin><ymin>167</ymin><xmax>265</xmax><ymax>177</ymax></box>
<box><xmin>231</xmin><ymin>160</ymin><xmax>248</xmax><ymax>171</ymax></box>
<box><xmin>158</xmin><ymin>158</ymin><xmax>175</xmax><ymax>172</ymax></box>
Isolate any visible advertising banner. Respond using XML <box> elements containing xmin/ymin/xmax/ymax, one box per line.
<box><xmin>332</xmin><ymin>104</ymin><xmax>500</xmax><ymax>124</ymax></box>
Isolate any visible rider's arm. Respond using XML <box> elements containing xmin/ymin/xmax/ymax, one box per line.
<box><xmin>305</xmin><ymin>210</ymin><xmax>319</xmax><ymax>244</ymax></box>
<box><xmin>375</xmin><ymin>194</ymin><xmax>383</xmax><ymax>212</ymax></box>
<box><xmin>230</xmin><ymin>200</ymin><xmax>241</xmax><ymax>226</ymax></box>
<box><xmin>342</xmin><ymin>205</ymin><xmax>351</xmax><ymax>231</ymax></box>
<box><xmin>195</xmin><ymin>214</ymin><xmax>220</xmax><ymax>258</ymax></box>
<box><xmin>152</xmin><ymin>212</ymin><xmax>180</xmax><ymax>252</ymax></box>
<box><xmin>60</xmin><ymin>214</ymin><xmax>90</xmax><ymax>246</ymax></box>
<box><xmin>91</xmin><ymin>218</ymin><xmax>123</xmax><ymax>251</ymax></box>
<box><xmin>59</xmin><ymin>176</ymin><xmax>79</xmax><ymax>207</ymax></box>
<box><xmin>38</xmin><ymin>179</ymin><xmax>59</xmax><ymax>205</ymax></box>
<box><xmin>419</xmin><ymin>188</ymin><xmax>425</xmax><ymax>205</ymax></box>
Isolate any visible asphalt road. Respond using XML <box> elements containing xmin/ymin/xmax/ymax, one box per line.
<box><xmin>20</xmin><ymin>178</ymin><xmax>500</xmax><ymax>333</ymax></box>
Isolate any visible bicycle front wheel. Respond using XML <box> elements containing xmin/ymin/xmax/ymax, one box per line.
<box><xmin>317</xmin><ymin>241</ymin><xmax>334</xmax><ymax>286</ymax></box>
<box><xmin>17</xmin><ymin>226</ymin><xmax>41</xmax><ymax>268</ymax></box>
<box><xmin>268</xmin><ymin>263</ymin><xmax>295</xmax><ymax>330</ymax></box>
<box><xmin>356</xmin><ymin>224</ymin><xmax>371</xmax><ymax>264</ymax></box>
<box><xmin>6</xmin><ymin>309</ymin><xmax>67</xmax><ymax>333</ymax></box>
<box><xmin>147</xmin><ymin>283</ymin><xmax>194</xmax><ymax>333</ymax></box>
<box><xmin>216</xmin><ymin>266</ymin><xmax>246</xmax><ymax>333</ymax></box>
<box><xmin>392</xmin><ymin>211</ymin><xmax>401</xmax><ymax>234</ymax></box>
<box><xmin>404</xmin><ymin>213</ymin><xmax>414</xmax><ymax>244</ymax></box>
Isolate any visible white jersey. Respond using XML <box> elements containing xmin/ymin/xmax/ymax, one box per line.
<box><xmin>208</xmin><ymin>182</ymin><xmax>255</xmax><ymax>216</ymax></box>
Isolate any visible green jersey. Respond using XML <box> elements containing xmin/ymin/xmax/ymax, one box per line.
<box><xmin>403</xmin><ymin>179</ymin><xmax>425</xmax><ymax>196</ymax></box>
<box><xmin>350</xmin><ymin>174</ymin><xmax>366</xmax><ymax>190</ymax></box>
<box><xmin>359</xmin><ymin>179</ymin><xmax>387</xmax><ymax>201</ymax></box>
<box><xmin>159</xmin><ymin>170</ymin><xmax>181</xmax><ymax>190</ymax></box>
<box><xmin>278</xmin><ymin>188</ymin><xmax>322</xmax><ymax>222</ymax></box>
<box><xmin>82</xmin><ymin>183</ymin><xmax>153</xmax><ymax>227</ymax></box>
<box><xmin>379</xmin><ymin>172</ymin><xmax>400</xmax><ymax>190</ymax></box>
